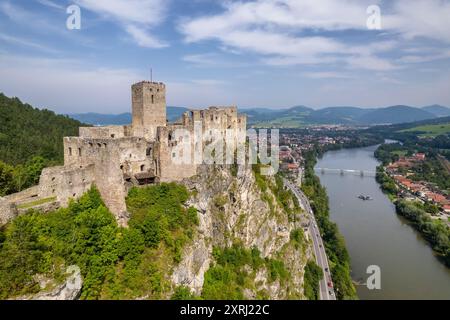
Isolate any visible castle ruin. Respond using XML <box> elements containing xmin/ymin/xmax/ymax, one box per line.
<box><xmin>0</xmin><ymin>81</ymin><xmax>247</xmax><ymax>226</ymax></box>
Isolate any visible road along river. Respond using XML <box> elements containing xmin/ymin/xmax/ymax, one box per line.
<box><xmin>315</xmin><ymin>145</ymin><xmax>450</xmax><ymax>300</ymax></box>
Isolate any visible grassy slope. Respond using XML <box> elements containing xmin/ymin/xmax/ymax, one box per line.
<box><xmin>400</xmin><ymin>123</ymin><xmax>450</xmax><ymax>137</ymax></box>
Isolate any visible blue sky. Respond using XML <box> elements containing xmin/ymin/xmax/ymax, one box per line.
<box><xmin>0</xmin><ymin>0</ymin><xmax>450</xmax><ymax>114</ymax></box>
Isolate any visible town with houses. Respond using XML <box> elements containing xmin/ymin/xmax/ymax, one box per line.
<box><xmin>277</xmin><ymin>127</ymin><xmax>355</xmax><ymax>182</ymax></box>
<box><xmin>387</xmin><ymin>153</ymin><xmax>450</xmax><ymax>222</ymax></box>
<box><xmin>277</xmin><ymin>128</ymin><xmax>450</xmax><ymax>226</ymax></box>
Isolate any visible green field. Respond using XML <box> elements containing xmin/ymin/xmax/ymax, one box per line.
<box><xmin>252</xmin><ymin>117</ymin><xmax>306</xmax><ymax>128</ymax></box>
<box><xmin>400</xmin><ymin>123</ymin><xmax>450</xmax><ymax>137</ymax></box>
<box><xmin>391</xmin><ymin>150</ymin><xmax>408</xmax><ymax>157</ymax></box>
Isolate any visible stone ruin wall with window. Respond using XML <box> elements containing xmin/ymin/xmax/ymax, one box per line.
<box><xmin>0</xmin><ymin>81</ymin><xmax>247</xmax><ymax>227</ymax></box>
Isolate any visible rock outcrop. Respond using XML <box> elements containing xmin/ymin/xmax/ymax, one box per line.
<box><xmin>171</xmin><ymin>164</ymin><xmax>313</xmax><ymax>299</ymax></box>
<box><xmin>14</xmin><ymin>266</ymin><xmax>82</xmax><ymax>301</ymax></box>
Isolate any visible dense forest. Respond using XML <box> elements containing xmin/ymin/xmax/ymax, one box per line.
<box><xmin>0</xmin><ymin>183</ymin><xmax>199</xmax><ymax>299</ymax></box>
<box><xmin>0</xmin><ymin>93</ymin><xmax>85</xmax><ymax>196</ymax></box>
<box><xmin>395</xmin><ymin>201</ymin><xmax>450</xmax><ymax>267</ymax></box>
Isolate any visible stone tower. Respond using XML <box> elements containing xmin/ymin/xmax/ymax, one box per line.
<box><xmin>132</xmin><ymin>81</ymin><xmax>167</xmax><ymax>140</ymax></box>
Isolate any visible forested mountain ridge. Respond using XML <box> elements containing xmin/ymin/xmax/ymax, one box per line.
<box><xmin>422</xmin><ymin>105</ymin><xmax>450</xmax><ymax>117</ymax></box>
<box><xmin>0</xmin><ymin>93</ymin><xmax>86</xmax><ymax>196</ymax></box>
<box><xmin>0</xmin><ymin>93</ymin><xmax>85</xmax><ymax>165</ymax></box>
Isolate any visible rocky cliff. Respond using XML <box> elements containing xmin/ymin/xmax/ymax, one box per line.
<box><xmin>0</xmin><ymin>164</ymin><xmax>314</xmax><ymax>300</ymax></box>
<box><xmin>172</xmin><ymin>164</ymin><xmax>313</xmax><ymax>299</ymax></box>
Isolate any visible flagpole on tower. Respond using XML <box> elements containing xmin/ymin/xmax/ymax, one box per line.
<box><xmin>150</xmin><ymin>68</ymin><xmax>153</xmax><ymax>82</ymax></box>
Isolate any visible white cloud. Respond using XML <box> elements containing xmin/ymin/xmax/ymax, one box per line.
<box><xmin>125</xmin><ymin>25</ymin><xmax>168</xmax><ymax>48</ymax></box>
<box><xmin>384</xmin><ymin>0</ymin><xmax>450</xmax><ymax>43</ymax></box>
<box><xmin>179</xmin><ymin>0</ymin><xmax>396</xmax><ymax>70</ymax></box>
<box><xmin>0</xmin><ymin>2</ymin><xmax>95</xmax><ymax>47</ymax></box>
<box><xmin>347</xmin><ymin>55</ymin><xmax>398</xmax><ymax>71</ymax></box>
<box><xmin>183</xmin><ymin>53</ymin><xmax>219</xmax><ymax>66</ymax></box>
<box><xmin>0</xmin><ymin>1</ymin><xmax>57</xmax><ymax>32</ymax></box>
<box><xmin>0</xmin><ymin>33</ymin><xmax>59</xmax><ymax>54</ymax></box>
<box><xmin>179</xmin><ymin>0</ymin><xmax>450</xmax><ymax>71</ymax></box>
<box><xmin>75</xmin><ymin>0</ymin><xmax>169</xmax><ymax>48</ymax></box>
<box><xmin>0</xmin><ymin>53</ymin><xmax>143</xmax><ymax>113</ymax></box>
<box><xmin>398</xmin><ymin>50</ymin><xmax>450</xmax><ymax>64</ymax></box>
<box><xmin>0</xmin><ymin>53</ymin><xmax>234</xmax><ymax>113</ymax></box>
<box><xmin>181</xmin><ymin>0</ymin><xmax>372</xmax><ymax>43</ymax></box>
<box><xmin>182</xmin><ymin>53</ymin><xmax>249</xmax><ymax>68</ymax></box>
<box><xmin>303</xmin><ymin>72</ymin><xmax>352</xmax><ymax>79</ymax></box>
<box><xmin>36</xmin><ymin>0</ymin><xmax>64</xmax><ymax>10</ymax></box>
<box><xmin>75</xmin><ymin>0</ymin><xmax>167</xmax><ymax>26</ymax></box>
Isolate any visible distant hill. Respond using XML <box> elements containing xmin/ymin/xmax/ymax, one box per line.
<box><xmin>357</xmin><ymin>105</ymin><xmax>436</xmax><ymax>125</ymax></box>
<box><xmin>246</xmin><ymin>104</ymin><xmax>439</xmax><ymax>127</ymax></box>
<box><xmin>69</xmin><ymin>113</ymin><xmax>131</xmax><ymax>126</ymax></box>
<box><xmin>70</xmin><ymin>104</ymin><xmax>444</xmax><ymax>128</ymax></box>
<box><xmin>70</xmin><ymin>106</ymin><xmax>189</xmax><ymax>126</ymax></box>
<box><xmin>0</xmin><ymin>93</ymin><xmax>85</xmax><ymax>165</ymax></box>
<box><xmin>308</xmin><ymin>107</ymin><xmax>373</xmax><ymax>124</ymax></box>
<box><xmin>366</xmin><ymin>115</ymin><xmax>450</xmax><ymax>142</ymax></box>
<box><xmin>422</xmin><ymin>105</ymin><xmax>450</xmax><ymax>117</ymax></box>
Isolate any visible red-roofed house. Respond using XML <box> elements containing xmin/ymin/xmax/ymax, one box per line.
<box><xmin>414</xmin><ymin>153</ymin><xmax>426</xmax><ymax>161</ymax></box>
<box><xmin>425</xmin><ymin>192</ymin><xmax>447</xmax><ymax>205</ymax></box>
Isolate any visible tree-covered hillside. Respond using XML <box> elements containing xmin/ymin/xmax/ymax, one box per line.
<box><xmin>0</xmin><ymin>93</ymin><xmax>85</xmax><ymax>165</ymax></box>
<box><xmin>0</xmin><ymin>184</ymin><xmax>199</xmax><ymax>300</ymax></box>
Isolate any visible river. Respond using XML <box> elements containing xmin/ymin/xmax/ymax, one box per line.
<box><xmin>315</xmin><ymin>144</ymin><xmax>450</xmax><ymax>300</ymax></box>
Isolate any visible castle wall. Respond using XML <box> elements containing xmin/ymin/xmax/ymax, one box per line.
<box><xmin>3</xmin><ymin>186</ymin><xmax>40</xmax><ymax>203</ymax></box>
<box><xmin>63</xmin><ymin>137</ymin><xmax>155</xmax><ymax>171</ymax></box>
<box><xmin>0</xmin><ymin>197</ymin><xmax>17</xmax><ymax>225</ymax></box>
<box><xmin>157</xmin><ymin>126</ymin><xmax>198</xmax><ymax>182</ymax></box>
<box><xmin>156</xmin><ymin>106</ymin><xmax>245</xmax><ymax>182</ymax></box>
<box><xmin>38</xmin><ymin>165</ymin><xmax>95</xmax><ymax>206</ymax></box>
<box><xmin>61</xmin><ymin>136</ymin><xmax>158</xmax><ymax>225</ymax></box>
<box><xmin>79</xmin><ymin>126</ymin><xmax>128</xmax><ymax>139</ymax></box>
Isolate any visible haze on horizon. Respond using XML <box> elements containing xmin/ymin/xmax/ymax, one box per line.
<box><xmin>0</xmin><ymin>0</ymin><xmax>450</xmax><ymax>114</ymax></box>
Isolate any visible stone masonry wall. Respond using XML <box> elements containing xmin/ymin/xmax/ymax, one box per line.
<box><xmin>132</xmin><ymin>82</ymin><xmax>166</xmax><ymax>141</ymax></box>
<box><xmin>0</xmin><ymin>197</ymin><xmax>17</xmax><ymax>226</ymax></box>
<box><xmin>38</xmin><ymin>165</ymin><xmax>95</xmax><ymax>205</ymax></box>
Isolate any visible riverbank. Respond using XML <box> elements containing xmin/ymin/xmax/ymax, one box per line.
<box><xmin>302</xmin><ymin>151</ymin><xmax>358</xmax><ymax>300</ymax></box>
<box><xmin>375</xmin><ymin>156</ymin><xmax>450</xmax><ymax>268</ymax></box>
<box><xmin>315</xmin><ymin>144</ymin><xmax>450</xmax><ymax>299</ymax></box>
